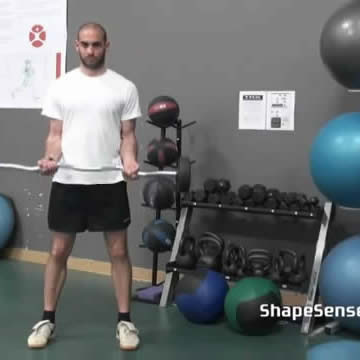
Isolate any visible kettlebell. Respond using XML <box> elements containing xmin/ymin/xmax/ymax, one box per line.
<box><xmin>222</xmin><ymin>243</ymin><xmax>239</xmax><ymax>276</ymax></box>
<box><xmin>278</xmin><ymin>249</ymin><xmax>298</xmax><ymax>281</ymax></box>
<box><xmin>197</xmin><ymin>232</ymin><xmax>225</xmax><ymax>271</ymax></box>
<box><xmin>236</xmin><ymin>246</ymin><xmax>247</xmax><ymax>278</ymax></box>
<box><xmin>175</xmin><ymin>234</ymin><xmax>197</xmax><ymax>269</ymax></box>
<box><xmin>288</xmin><ymin>254</ymin><xmax>307</xmax><ymax>286</ymax></box>
<box><xmin>246</xmin><ymin>249</ymin><xmax>272</xmax><ymax>277</ymax></box>
<box><xmin>269</xmin><ymin>255</ymin><xmax>284</xmax><ymax>283</ymax></box>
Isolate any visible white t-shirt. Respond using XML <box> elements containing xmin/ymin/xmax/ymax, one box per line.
<box><xmin>41</xmin><ymin>68</ymin><xmax>142</xmax><ymax>184</ymax></box>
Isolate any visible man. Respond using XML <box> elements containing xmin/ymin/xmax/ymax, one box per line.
<box><xmin>27</xmin><ymin>23</ymin><xmax>142</xmax><ymax>351</ymax></box>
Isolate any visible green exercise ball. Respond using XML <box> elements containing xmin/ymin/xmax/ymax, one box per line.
<box><xmin>224</xmin><ymin>277</ymin><xmax>282</xmax><ymax>335</ymax></box>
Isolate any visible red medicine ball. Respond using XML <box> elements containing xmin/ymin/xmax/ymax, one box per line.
<box><xmin>148</xmin><ymin>96</ymin><xmax>180</xmax><ymax>127</ymax></box>
<box><xmin>147</xmin><ymin>137</ymin><xmax>179</xmax><ymax>167</ymax></box>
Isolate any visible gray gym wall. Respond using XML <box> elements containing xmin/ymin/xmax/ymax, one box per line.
<box><xmin>0</xmin><ymin>0</ymin><xmax>358</xmax><ymax>276</ymax></box>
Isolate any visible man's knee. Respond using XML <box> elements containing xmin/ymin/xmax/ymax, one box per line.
<box><xmin>50</xmin><ymin>233</ymin><xmax>74</xmax><ymax>262</ymax></box>
<box><xmin>106</xmin><ymin>231</ymin><xmax>129</xmax><ymax>262</ymax></box>
<box><xmin>109</xmin><ymin>244</ymin><xmax>129</xmax><ymax>262</ymax></box>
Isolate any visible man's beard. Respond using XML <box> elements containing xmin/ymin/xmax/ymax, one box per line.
<box><xmin>80</xmin><ymin>53</ymin><xmax>105</xmax><ymax>70</ymax></box>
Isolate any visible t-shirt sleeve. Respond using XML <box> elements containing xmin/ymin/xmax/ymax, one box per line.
<box><xmin>41</xmin><ymin>81</ymin><xmax>63</xmax><ymax>120</ymax></box>
<box><xmin>121</xmin><ymin>83</ymin><xmax>142</xmax><ymax>121</ymax></box>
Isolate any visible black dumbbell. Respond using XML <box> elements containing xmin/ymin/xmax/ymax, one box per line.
<box><xmin>308</xmin><ymin>196</ymin><xmax>319</xmax><ymax>206</ymax></box>
<box><xmin>238</xmin><ymin>185</ymin><xmax>253</xmax><ymax>200</ymax></box>
<box><xmin>193</xmin><ymin>189</ymin><xmax>207</xmax><ymax>202</ymax></box>
<box><xmin>296</xmin><ymin>193</ymin><xmax>308</xmax><ymax>209</ymax></box>
<box><xmin>267</xmin><ymin>188</ymin><xmax>281</xmax><ymax>200</ymax></box>
<box><xmin>289</xmin><ymin>202</ymin><xmax>300</xmax><ymax>211</ymax></box>
<box><xmin>182</xmin><ymin>191</ymin><xmax>194</xmax><ymax>202</ymax></box>
<box><xmin>233</xmin><ymin>196</ymin><xmax>244</xmax><ymax>207</ymax></box>
<box><xmin>264</xmin><ymin>188</ymin><xmax>280</xmax><ymax>209</ymax></box>
<box><xmin>217</xmin><ymin>179</ymin><xmax>231</xmax><ymax>193</ymax></box>
<box><xmin>244</xmin><ymin>198</ymin><xmax>255</xmax><ymax>207</ymax></box>
<box><xmin>220</xmin><ymin>191</ymin><xmax>236</xmax><ymax>205</ymax></box>
<box><xmin>204</xmin><ymin>178</ymin><xmax>219</xmax><ymax>194</ymax></box>
<box><xmin>279</xmin><ymin>201</ymin><xmax>288</xmax><ymax>210</ymax></box>
<box><xmin>284</xmin><ymin>192</ymin><xmax>297</xmax><ymax>206</ymax></box>
<box><xmin>208</xmin><ymin>193</ymin><xmax>221</xmax><ymax>204</ymax></box>
<box><xmin>252</xmin><ymin>184</ymin><xmax>267</xmax><ymax>206</ymax></box>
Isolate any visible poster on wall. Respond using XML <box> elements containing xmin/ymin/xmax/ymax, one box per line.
<box><xmin>238</xmin><ymin>91</ymin><xmax>267</xmax><ymax>130</ymax></box>
<box><xmin>239</xmin><ymin>90</ymin><xmax>295</xmax><ymax>131</ymax></box>
<box><xmin>0</xmin><ymin>0</ymin><xmax>67</xmax><ymax>109</ymax></box>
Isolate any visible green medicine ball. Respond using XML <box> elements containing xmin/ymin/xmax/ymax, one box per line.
<box><xmin>224</xmin><ymin>277</ymin><xmax>282</xmax><ymax>335</ymax></box>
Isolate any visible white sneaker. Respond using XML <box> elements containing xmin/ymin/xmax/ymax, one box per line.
<box><xmin>27</xmin><ymin>320</ymin><xmax>55</xmax><ymax>349</ymax></box>
<box><xmin>116</xmin><ymin>321</ymin><xmax>140</xmax><ymax>350</ymax></box>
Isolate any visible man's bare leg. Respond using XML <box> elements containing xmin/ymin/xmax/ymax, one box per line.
<box><xmin>104</xmin><ymin>230</ymin><xmax>132</xmax><ymax>313</ymax></box>
<box><xmin>44</xmin><ymin>232</ymin><xmax>76</xmax><ymax>311</ymax></box>
<box><xmin>28</xmin><ymin>231</ymin><xmax>75</xmax><ymax>349</ymax></box>
<box><xmin>104</xmin><ymin>229</ymin><xmax>139</xmax><ymax>350</ymax></box>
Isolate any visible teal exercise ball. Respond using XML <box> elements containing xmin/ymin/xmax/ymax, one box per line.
<box><xmin>0</xmin><ymin>194</ymin><xmax>15</xmax><ymax>250</ymax></box>
<box><xmin>319</xmin><ymin>234</ymin><xmax>360</xmax><ymax>333</ymax></box>
<box><xmin>310</xmin><ymin>112</ymin><xmax>360</xmax><ymax>208</ymax></box>
<box><xmin>307</xmin><ymin>340</ymin><xmax>360</xmax><ymax>359</ymax></box>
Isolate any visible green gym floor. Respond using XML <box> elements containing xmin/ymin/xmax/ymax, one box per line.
<box><xmin>0</xmin><ymin>259</ymin><xmax>353</xmax><ymax>360</ymax></box>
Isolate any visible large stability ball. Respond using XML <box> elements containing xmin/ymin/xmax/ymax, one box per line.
<box><xmin>174</xmin><ymin>270</ymin><xmax>229</xmax><ymax>324</ymax></box>
<box><xmin>310</xmin><ymin>112</ymin><xmax>360</xmax><ymax>208</ymax></box>
<box><xmin>320</xmin><ymin>1</ymin><xmax>360</xmax><ymax>89</ymax></box>
<box><xmin>224</xmin><ymin>277</ymin><xmax>282</xmax><ymax>335</ymax></box>
<box><xmin>319</xmin><ymin>234</ymin><xmax>360</xmax><ymax>333</ymax></box>
<box><xmin>307</xmin><ymin>340</ymin><xmax>360</xmax><ymax>360</ymax></box>
<box><xmin>0</xmin><ymin>194</ymin><xmax>15</xmax><ymax>250</ymax></box>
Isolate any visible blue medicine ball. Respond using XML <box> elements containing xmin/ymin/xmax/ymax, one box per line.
<box><xmin>319</xmin><ymin>234</ymin><xmax>360</xmax><ymax>333</ymax></box>
<box><xmin>174</xmin><ymin>269</ymin><xmax>229</xmax><ymax>324</ymax></box>
<box><xmin>307</xmin><ymin>340</ymin><xmax>360</xmax><ymax>360</ymax></box>
<box><xmin>142</xmin><ymin>218</ymin><xmax>175</xmax><ymax>253</ymax></box>
<box><xmin>0</xmin><ymin>195</ymin><xmax>15</xmax><ymax>250</ymax></box>
<box><xmin>310</xmin><ymin>112</ymin><xmax>360</xmax><ymax>208</ymax></box>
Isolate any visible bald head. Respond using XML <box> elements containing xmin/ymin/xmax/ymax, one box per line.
<box><xmin>77</xmin><ymin>23</ymin><xmax>107</xmax><ymax>43</ymax></box>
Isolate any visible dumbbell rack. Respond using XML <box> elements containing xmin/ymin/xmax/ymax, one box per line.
<box><xmin>137</xmin><ymin>116</ymin><xmax>196</xmax><ymax>300</ymax></box>
<box><xmin>159</xmin><ymin>199</ymin><xmax>334</xmax><ymax>336</ymax></box>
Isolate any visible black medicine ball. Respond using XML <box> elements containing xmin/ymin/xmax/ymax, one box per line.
<box><xmin>147</xmin><ymin>137</ymin><xmax>179</xmax><ymax>167</ymax></box>
<box><xmin>142</xmin><ymin>218</ymin><xmax>176</xmax><ymax>252</ymax></box>
<box><xmin>148</xmin><ymin>96</ymin><xmax>180</xmax><ymax>127</ymax></box>
<box><xmin>143</xmin><ymin>177</ymin><xmax>175</xmax><ymax>209</ymax></box>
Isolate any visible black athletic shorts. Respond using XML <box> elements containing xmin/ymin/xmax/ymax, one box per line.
<box><xmin>48</xmin><ymin>181</ymin><xmax>131</xmax><ymax>233</ymax></box>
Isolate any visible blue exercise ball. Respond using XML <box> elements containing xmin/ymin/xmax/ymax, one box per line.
<box><xmin>310</xmin><ymin>112</ymin><xmax>360</xmax><ymax>208</ymax></box>
<box><xmin>319</xmin><ymin>234</ymin><xmax>360</xmax><ymax>333</ymax></box>
<box><xmin>307</xmin><ymin>340</ymin><xmax>360</xmax><ymax>360</ymax></box>
<box><xmin>0</xmin><ymin>195</ymin><xmax>15</xmax><ymax>250</ymax></box>
<box><xmin>174</xmin><ymin>269</ymin><xmax>229</xmax><ymax>324</ymax></box>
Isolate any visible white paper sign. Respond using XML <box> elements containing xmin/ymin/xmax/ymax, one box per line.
<box><xmin>266</xmin><ymin>91</ymin><xmax>295</xmax><ymax>131</ymax></box>
<box><xmin>239</xmin><ymin>90</ymin><xmax>295</xmax><ymax>131</ymax></box>
<box><xmin>238</xmin><ymin>91</ymin><xmax>267</xmax><ymax>130</ymax></box>
<box><xmin>0</xmin><ymin>0</ymin><xmax>67</xmax><ymax>109</ymax></box>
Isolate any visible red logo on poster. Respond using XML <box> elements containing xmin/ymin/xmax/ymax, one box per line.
<box><xmin>29</xmin><ymin>25</ymin><xmax>46</xmax><ymax>48</ymax></box>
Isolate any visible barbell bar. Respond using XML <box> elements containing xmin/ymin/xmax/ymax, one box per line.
<box><xmin>0</xmin><ymin>156</ymin><xmax>191</xmax><ymax>192</ymax></box>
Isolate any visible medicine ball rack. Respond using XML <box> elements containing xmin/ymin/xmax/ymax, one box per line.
<box><xmin>135</xmin><ymin>116</ymin><xmax>196</xmax><ymax>304</ymax></box>
<box><xmin>159</xmin><ymin>199</ymin><xmax>334</xmax><ymax>337</ymax></box>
